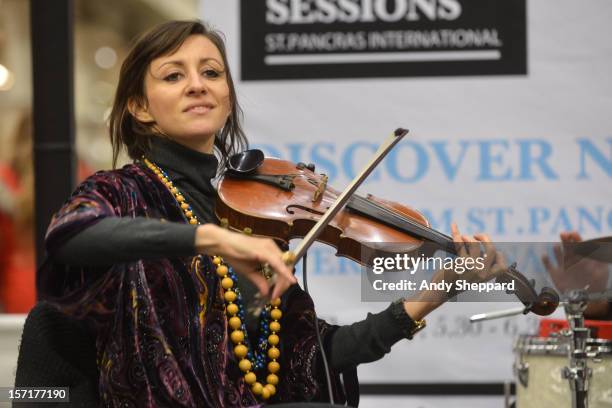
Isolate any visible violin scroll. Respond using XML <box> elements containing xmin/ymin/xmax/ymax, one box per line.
<box><xmin>498</xmin><ymin>263</ymin><xmax>559</xmax><ymax>316</ymax></box>
<box><xmin>532</xmin><ymin>287</ymin><xmax>560</xmax><ymax>316</ymax></box>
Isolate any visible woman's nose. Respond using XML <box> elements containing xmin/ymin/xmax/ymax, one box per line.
<box><xmin>186</xmin><ymin>73</ymin><xmax>207</xmax><ymax>95</ymax></box>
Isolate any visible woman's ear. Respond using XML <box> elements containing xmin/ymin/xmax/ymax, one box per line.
<box><xmin>127</xmin><ymin>98</ymin><xmax>154</xmax><ymax>123</ymax></box>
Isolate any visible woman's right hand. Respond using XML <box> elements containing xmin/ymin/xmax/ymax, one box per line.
<box><xmin>195</xmin><ymin>224</ymin><xmax>297</xmax><ymax>300</ymax></box>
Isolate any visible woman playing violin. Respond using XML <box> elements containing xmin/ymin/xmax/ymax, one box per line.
<box><xmin>38</xmin><ymin>20</ymin><xmax>503</xmax><ymax>407</ymax></box>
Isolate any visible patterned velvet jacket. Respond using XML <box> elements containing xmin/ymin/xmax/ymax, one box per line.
<box><xmin>38</xmin><ymin>163</ymin><xmax>356</xmax><ymax>407</ymax></box>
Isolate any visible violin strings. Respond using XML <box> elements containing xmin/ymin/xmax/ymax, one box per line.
<box><xmin>303</xmin><ymin>172</ymin><xmax>453</xmax><ymax>247</ymax></box>
<box><xmin>349</xmin><ymin>194</ymin><xmax>454</xmax><ymax>245</ymax></box>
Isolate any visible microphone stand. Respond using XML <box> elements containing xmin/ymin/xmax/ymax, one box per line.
<box><xmin>561</xmin><ymin>289</ymin><xmax>591</xmax><ymax>408</ymax></box>
<box><xmin>471</xmin><ymin>289</ymin><xmax>612</xmax><ymax>408</ymax></box>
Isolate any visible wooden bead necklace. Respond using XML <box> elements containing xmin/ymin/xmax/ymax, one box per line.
<box><xmin>143</xmin><ymin>157</ymin><xmax>281</xmax><ymax>400</ymax></box>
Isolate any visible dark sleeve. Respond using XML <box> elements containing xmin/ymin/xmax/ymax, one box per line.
<box><xmin>52</xmin><ymin>217</ymin><xmax>198</xmax><ymax>266</ymax></box>
<box><xmin>329</xmin><ymin>301</ymin><xmax>416</xmax><ymax>371</ymax></box>
<box><xmin>38</xmin><ymin>170</ymin><xmax>195</xmax><ymax>302</ymax></box>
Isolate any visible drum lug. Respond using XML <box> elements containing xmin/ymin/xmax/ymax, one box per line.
<box><xmin>561</xmin><ymin>366</ymin><xmax>571</xmax><ymax>380</ymax></box>
<box><xmin>514</xmin><ymin>361</ymin><xmax>529</xmax><ymax>387</ymax></box>
<box><xmin>587</xmin><ymin>350</ymin><xmax>603</xmax><ymax>362</ymax></box>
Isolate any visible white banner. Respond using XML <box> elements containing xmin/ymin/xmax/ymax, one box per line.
<box><xmin>201</xmin><ymin>0</ymin><xmax>612</xmax><ymax>387</ymax></box>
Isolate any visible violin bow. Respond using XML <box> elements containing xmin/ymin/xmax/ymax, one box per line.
<box><xmin>265</xmin><ymin>127</ymin><xmax>559</xmax><ymax>317</ymax></box>
<box><xmin>253</xmin><ymin>128</ymin><xmax>407</xmax><ymax>312</ymax></box>
<box><xmin>281</xmin><ymin>127</ymin><xmax>409</xmax><ymax>266</ymax></box>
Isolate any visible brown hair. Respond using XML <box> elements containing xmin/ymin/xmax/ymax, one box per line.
<box><xmin>109</xmin><ymin>20</ymin><xmax>246</xmax><ymax>168</ymax></box>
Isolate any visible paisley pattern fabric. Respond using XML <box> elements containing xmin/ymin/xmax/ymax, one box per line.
<box><xmin>38</xmin><ymin>164</ymin><xmax>355</xmax><ymax>407</ymax></box>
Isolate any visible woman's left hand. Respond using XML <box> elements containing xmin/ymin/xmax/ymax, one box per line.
<box><xmin>446</xmin><ymin>222</ymin><xmax>506</xmax><ymax>286</ymax></box>
<box><xmin>404</xmin><ymin>223</ymin><xmax>506</xmax><ymax>320</ymax></box>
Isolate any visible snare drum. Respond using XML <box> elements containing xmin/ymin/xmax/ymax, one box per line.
<box><xmin>514</xmin><ymin>335</ymin><xmax>612</xmax><ymax>408</ymax></box>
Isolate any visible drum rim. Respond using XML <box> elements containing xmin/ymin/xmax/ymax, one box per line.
<box><xmin>515</xmin><ymin>335</ymin><xmax>612</xmax><ymax>356</ymax></box>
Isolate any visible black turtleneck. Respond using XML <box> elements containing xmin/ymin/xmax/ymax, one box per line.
<box><xmin>148</xmin><ymin>137</ymin><xmax>219</xmax><ymax>225</ymax></box>
<box><xmin>53</xmin><ymin>137</ymin><xmax>414</xmax><ymax>372</ymax></box>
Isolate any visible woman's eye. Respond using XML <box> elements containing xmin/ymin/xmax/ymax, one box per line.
<box><xmin>163</xmin><ymin>72</ymin><xmax>182</xmax><ymax>82</ymax></box>
<box><xmin>202</xmin><ymin>69</ymin><xmax>220</xmax><ymax>78</ymax></box>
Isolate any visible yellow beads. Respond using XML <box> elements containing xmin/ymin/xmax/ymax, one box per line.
<box><xmin>216</xmin><ymin>265</ymin><xmax>228</xmax><ymax>277</ymax></box>
<box><xmin>252</xmin><ymin>382</ymin><xmax>263</xmax><ymax>395</ymax></box>
<box><xmin>268</xmin><ymin>361</ymin><xmax>280</xmax><ymax>373</ymax></box>
<box><xmin>145</xmin><ymin>157</ymin><xmax>283</xmax><ymax>401</ymax></box>
<box><xmin>223</xmin><ymin>267</ymin><xmax>281</xmax><ymax>400</ymax></box>
<box><xmin>270</xmin><ymin>321</ymin><xmax>281</xmax><ymax>333</ymax></box>
<box><xmin>226</xmin><ymin>303</ymin><xmax>239</xmax><ymax>316</ymax></box>
<box><xmin>268</xmin><ymin>347</ymin><xmax>280</xmax><ymax>359</ymax></box>
<box><xmin>239</xmin><ymin>359</ymin><xmax>252</xmax><ymax>372</ymax></box>
<box><xmin>221</xmin><ymin>277</ymin><xmax>234</xmax><ymax>289</ymax></box>
<box><xmin>230</xmin><ymin>330</ymin><xmax>244</xmax><ymax>344</ymax></box>
<box><xmin>244</xmin><ymin>372</ymin><xmax>256</xmax><ymax>384</ymax></box>
<box><xmin>224</xmin><ymin>290</ymin><xmax>236</xmax><ymax>302</ymax></box>
<box><xmin>234</xmin><ymin>344</ymin><xmax>248</xmax><ymax>359</ymax></box>
<box><xmin>229</xmin><ymin>316</ymin><xmax>242</xmax><ymax>330</ymax></box>
<box><xmin>265</xmin><ymin>383</ymin><xmax>276</xmax><ymax>396</ymax></box>
<box><xmin>270</xmin><ymin>308</ymin><xmax>282</xmax><ymax>321</ymax></box>
<box><xmin>266</xmin><ymin>373</ymin><xmax>279</xmax><ymax>385</ymax></box>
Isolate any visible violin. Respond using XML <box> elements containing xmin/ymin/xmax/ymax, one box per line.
<box><xmin>216</xmin><ymin>148</ymin><xmax>559</xmax><ymax>317</ymax></box>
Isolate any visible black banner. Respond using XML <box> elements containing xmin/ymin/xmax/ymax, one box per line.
<box><xmin>241</xmin><ymin>0</ymin><xmax>527</xmax><ymax>80</ymax></box>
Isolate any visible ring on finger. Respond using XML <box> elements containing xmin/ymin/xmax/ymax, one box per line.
<box><xmin>258</xmin><ymin>263</ymin><xmax>276</xmax><ymax>281</ymax></box>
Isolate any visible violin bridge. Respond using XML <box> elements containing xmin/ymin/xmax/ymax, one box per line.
<box><xmin>312</xmin><ymin>174</ymin><xmax>328</xmax><ymax>202</ymax></box>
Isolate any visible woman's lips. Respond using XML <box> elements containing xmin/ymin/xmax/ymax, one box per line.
<box><xmin>185</xmin><ymin>105</ymin><xmax>212</xmax><ymax>114</ymax></box>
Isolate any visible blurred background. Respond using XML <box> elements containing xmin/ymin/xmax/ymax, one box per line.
<box><xmin>0</xmin><ymin>0</ymin><xmax>199</xmax><ymax>315</ymax></box>
<box><xmin>0</xmin><ymin>1</ymin><xmax>610</xmax><ymax>406</ymax></box>
<box><xmin>0</xmin><ymin>0</ymin><xmax>199</xmax><ymax>399</ymax></box>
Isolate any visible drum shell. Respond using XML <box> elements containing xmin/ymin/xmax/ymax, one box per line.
<box><xmin>514</xmin><ymin>335</ymin><xmax>612</xmax><ymax>408</ymax></box>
